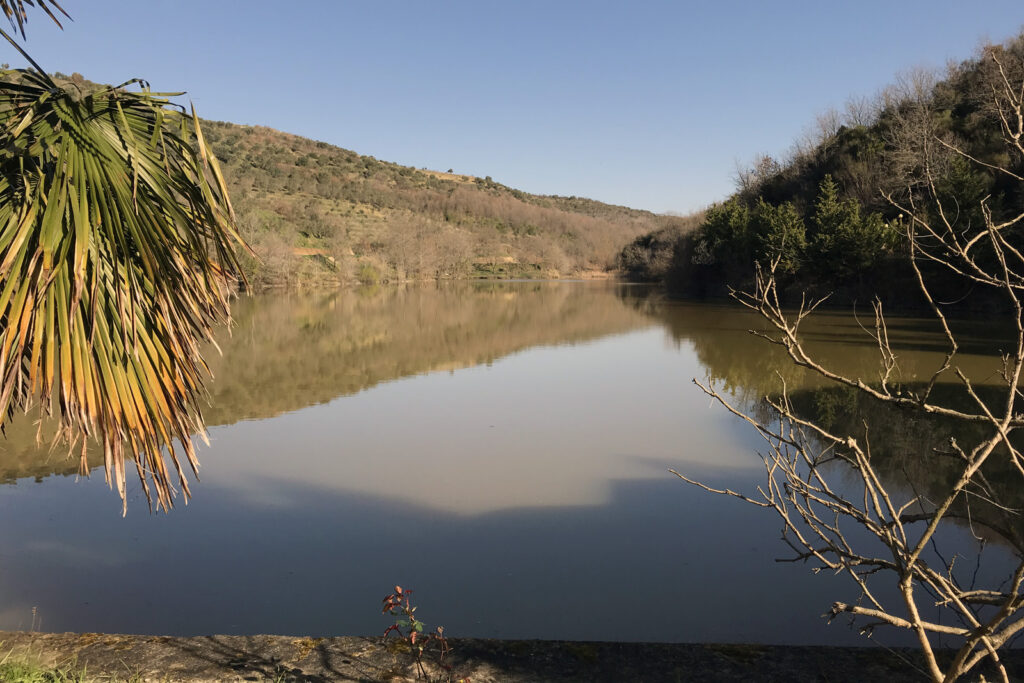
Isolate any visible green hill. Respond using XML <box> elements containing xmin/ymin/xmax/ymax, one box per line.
<box><xmin>618</xmin><ymin>32</ymin><xmax>1024</xmax><ymax>307</ymax></box>
<box><xmin>195</xmin><ymin>119</ymin><xmax>678</xmax><ymax>288</ymax></box>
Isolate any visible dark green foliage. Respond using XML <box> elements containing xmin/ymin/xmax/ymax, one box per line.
<box><xmin>808</xmin><ymin>175</ymin><xmax>897</xmax><ymax>280</ymax></box>
<box><xmin>694</xmin><ymin>197</ymin><xmax>807</xmax><ymax>276</ymax></box>
<box><xmin>752</xmin><ymin>199</ymin><xmax>806</xmax><ymax>275</ymax></box>
<box><xmin>679</xmin><ymin>178</ymin><xmax>897</xmax><ymax>300</ymax></box>
<box><xmin>0</xmin><ymin>4</ymin><xmax>251</xmax><ymax>512</ymax></box>
<box><xmin>625</xmin><ymin>32</ymin><xmax>1024</xmax><ymax>305</ymax></box>
<box><xmin>932</xmin><ymin>155</ymin><xmax>990</xmax><ymax>233</ymax></box>
<box><xmin>700</xmin><ymin>199</ymin><xmax>753</xmax><ymax>269</ymax></box>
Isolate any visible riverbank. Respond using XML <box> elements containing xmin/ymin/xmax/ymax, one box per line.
<box><xmin>3</xmin><ymin>630</ymin><xmax>1022</xmax><ymax>682</ymax></box>
<box><xmin>239</xmin><ymin>267</ymin><xmax>623</xmax><ymax>293</ymax></box>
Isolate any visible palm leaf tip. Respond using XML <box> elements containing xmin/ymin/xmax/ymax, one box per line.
<box><xmin>0</xmin><ymin>0</ymin><xmax>68</xmax><ymax>37</ymax></box>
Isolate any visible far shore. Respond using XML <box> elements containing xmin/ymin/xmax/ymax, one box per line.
<box><xmin>240</xmin><ymin>267</ymin><xmax>626</xmax><ymax>293</ymax></box>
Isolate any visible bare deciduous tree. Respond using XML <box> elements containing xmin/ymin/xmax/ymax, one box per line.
<box><xmin>676</xmin><ymin>46</ymin><xmax>1024</xmax><ymax>683</ymax></box>
<box><xmin>734</xmin><ymin>154</ymin><xmax>782</xmax><ymax>197</ymax></box>
<box><xmin>844</xmin><ymin>93</ymin><xmax>879</xmax><ymax>128</ymax></box>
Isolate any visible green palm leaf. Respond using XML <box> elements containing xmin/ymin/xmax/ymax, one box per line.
<box><xmin>0</xmin><ymin>67</ymin><xmax>249</xmax><ymax>512</ymax></box>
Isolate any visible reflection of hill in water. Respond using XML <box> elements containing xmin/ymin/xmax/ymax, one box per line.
<box><xmin>778</xmin><ymin>384</ymin><xmax>1024</xmax><ymax>551</ymax></box>
<box><xmin>630</xmin><ymin>295</ymin><xmax>1014</xmax><ymax>399</ymax></box>
<box><xmin>0</xmin><ymin>281</ymin><xmax>653</xmax><ymax>484</ymax></box>
<box><xmin>203</xmin><ymin>281</ymin><xmax>652</xmax><ymax>424</ymax></box>
<box><xmin>0</xmin><ymin>417</ymin><xmax>91</xmax><ymax>484</ymax></box>
<box><xmin>624</xmin><ymin>293</ymin><xmax>1023</xmax><ymax>549</ymax></box>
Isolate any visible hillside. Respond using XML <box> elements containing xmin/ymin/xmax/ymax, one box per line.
<box><xmin>36</xmin><ymin>71</ymin><xmax>676</xmax><ymax>289</ymax></box>
<box><xmin>195</xmin><ymin>119</ymin><xmax>678</xmax><ymax>288</ymax></box>
<box><xmin>618</xmin><ymin>32</ymin><xmax>1024</xmax><ymax>307</ymax></box>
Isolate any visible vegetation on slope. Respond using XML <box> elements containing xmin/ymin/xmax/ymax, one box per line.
<box><xmin>620</xmin><ymin>33</ymin><xmax>1024</xmax><ymax>308</ymax></box>
<box><xmin>196</xmin><ymin>119</ymin><xmax>679</xmax><ymax>287</ymax></box>
<box><xmin>37</xmin><ymin>71</ymin><xmax>676</xmax><ymax>289</ymax></box>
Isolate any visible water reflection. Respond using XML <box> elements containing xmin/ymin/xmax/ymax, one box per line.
<box><xmin>640</xmin><ymin>297</ymin><xmax>1024</xmax><ymax>546</ymax></box>
<box><xmin>772</xmin><ymin>383</ymin><xmax>1024</xmax><ymax>552</ymax></box>
<box><xmin>645</xmin><ymin>298</ymin><xmax>1013</xmax><ymax>399</ymax></box>
<box><xmin>0</xmin><ymin>281</ymin><xmax>656</xmax><ymax>486</ymax></box>
<box><xmin>0</xmin><ymin>282</ymin><xmax>1016</xmax><ymax>645</ymax></box>
<box><xmin>204</xmin><ymin>281</ymin><xmax>658</xmax><ymax>425</ymax></box>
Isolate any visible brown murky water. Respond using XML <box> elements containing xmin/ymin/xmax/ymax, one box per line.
<box><xmin>0</xmin><ymin>281</ymin><xmax>1016</xmax><ymax>645</ymax></box>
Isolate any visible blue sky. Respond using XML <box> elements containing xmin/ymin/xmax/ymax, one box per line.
<box><xmin>6</xmin><ymin>1</ymin><xmax>1024</xmax><ymax>214</ymax></box>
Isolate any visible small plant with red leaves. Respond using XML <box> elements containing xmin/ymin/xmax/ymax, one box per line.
<box><xmin>382</xmin><ymin>585</ymin><xmax>463</xmax><ymax>682</ymax></box>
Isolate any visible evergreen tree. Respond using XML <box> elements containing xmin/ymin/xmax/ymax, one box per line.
<box><xmin>752</xmin><ymin>199</ymin><xmax>806</xmax><ymax>275</ymax></box>
<box><xmin>809</xmin><ymin>175</ymin><xmax>896</xmax><ymax>280</ymax></box>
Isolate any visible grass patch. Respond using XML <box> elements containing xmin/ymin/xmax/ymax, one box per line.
<box><xmin>0</xmin><ymin>655</ymin><xmax>141</xmax><ymax>683</ymax></box>
<box><xmin>0</xmin><ymin>658</ymin><xmax>85</xmax><ymax>682</ymax></box>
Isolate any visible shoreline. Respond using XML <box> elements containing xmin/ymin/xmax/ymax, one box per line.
<box><xmin>4</xmin><ymin>630</ymin><xmax>1023</xmax><ymax>682</ymax></box>
<box><xmin>238</xmin><ymin>269</ymin><xmax>624</xmax><ymax>293</ymax></box>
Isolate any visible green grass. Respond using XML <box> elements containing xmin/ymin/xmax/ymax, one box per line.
<box><xmin>0</xmin><ymin>658</ymin><xmax>86</xmax><ymax>682</ymax></box>
<box><xmin>0</xmin><ymin>656</ymin><xmax>300</xmax><ymax>682</ymax></box>
<box><xmin>0</xmin><ymin>657</ymin><xmax>141</xmax><ymax>683</ymax></box>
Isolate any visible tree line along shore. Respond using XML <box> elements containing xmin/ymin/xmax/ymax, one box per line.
<box><xmin>618</xmin><ymin>32</ymin><xmax>1024</xmax><ymax>314</ymax></box>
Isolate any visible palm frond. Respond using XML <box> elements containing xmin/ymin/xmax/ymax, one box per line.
<box><xmin>0</xmin><ymin>68</ymin><xmax>249</xmax><ymax>512</ymax></box>
<box><xmin>0</xmin><ymin>0</ymin><xmax>67</xmax><ymax>37</ymax></box>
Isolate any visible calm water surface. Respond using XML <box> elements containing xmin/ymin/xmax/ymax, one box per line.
<box><xmin>0</xmin><ymin>281</ymin><xmax>1016</xmax><ymax>645</ymax></box>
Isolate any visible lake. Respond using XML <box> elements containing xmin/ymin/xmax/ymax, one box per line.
<box><xmin>0</xmin><ymin>281</ymin><xmax>1017</xmax><ymax>647</ymax></box>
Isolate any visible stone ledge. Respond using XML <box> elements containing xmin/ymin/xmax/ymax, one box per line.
<box><xmin>2</xmin><ymin>630</ymin><xmax>1021</xmax><ymax>682</ymax></box>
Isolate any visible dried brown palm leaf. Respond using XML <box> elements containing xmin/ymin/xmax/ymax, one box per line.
<box><xmin>0</xmin><ymin>66</ymin><xmax>249</xmax><ymax>513</ymax></box>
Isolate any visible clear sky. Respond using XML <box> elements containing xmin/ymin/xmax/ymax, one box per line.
<box><xmin>6</xmin><ymin>1</ymin><xmax>1024</xmax><ymax>214</ymax></box>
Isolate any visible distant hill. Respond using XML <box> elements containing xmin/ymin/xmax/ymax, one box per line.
<box><xmin>196</xmin><ymin>119</ymin><xmax>679</xmax><ymax>288</ymax></box>
<box><xmin>40</xmin><ymin>71</ymin><xmax>677</xmax><ymax>289</ymax></box>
